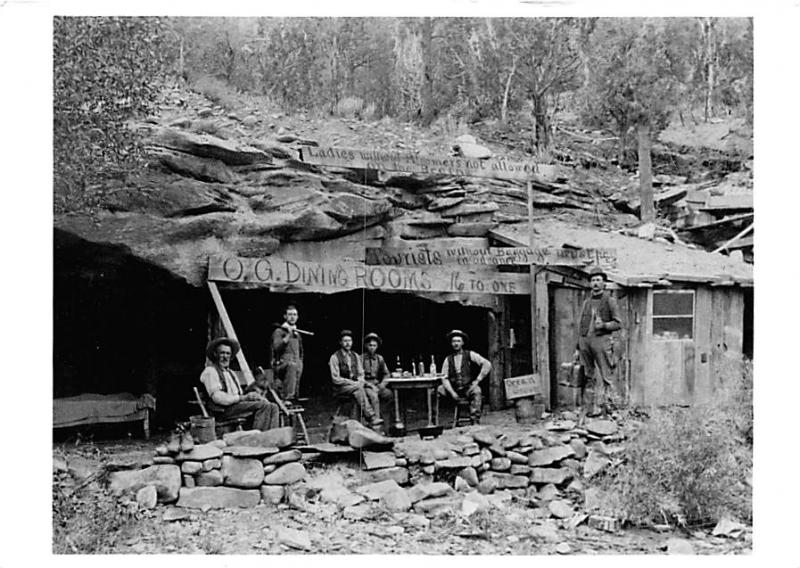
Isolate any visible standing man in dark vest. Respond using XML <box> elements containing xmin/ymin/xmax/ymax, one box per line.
<box><xmin>576</xmin><ymin>266</ymin><xmax>622</xmax><ymax>418</ymax></box>
<box><xmin>438</xmin><ymin>330</ymin><xmax>492</xmax><ymax>424</ymax></box>
<box><xmin>362</xmin><ymin>332</ymin><xmax>393</xmax><ymax>426</ymax></box>
<box><xmin>329</xmin><ymin>329</ymin><xmax>382</xmax><ymax>428</ymax></box>
<box><xmin>200</xmin><ymin>337</ymin><xmax>279</xmax><ymax>431</ymax></box>
<box><xmin>270</xmin><ymin>304</ymin><xmax>303</xmax><ymax>404</ymax></box>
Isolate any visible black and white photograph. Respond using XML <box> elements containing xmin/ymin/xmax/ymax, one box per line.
<box><xmin>1</xmin><ymin>2</ymin><xmax>797</xmax><ymax>564</ymax></box>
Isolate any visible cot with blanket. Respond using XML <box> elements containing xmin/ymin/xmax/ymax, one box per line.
<box><xmin>53</xmin><ymin>393</ymin><xmax>156</xmax><ymax>439</ymax></box>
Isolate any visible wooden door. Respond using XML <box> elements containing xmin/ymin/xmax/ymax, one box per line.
<box><xmin>549</xmin><ymin>284</ymin><xmax>586</xmax><ymax>408</ymax></box>
<box><xmin>549</xmin><ymin>284</ymin><xmax>629</xmax><ymax>409</ymax></box>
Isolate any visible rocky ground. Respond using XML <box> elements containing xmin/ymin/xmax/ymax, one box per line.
<box><xmin>52</xmin><ymin>409</ymin><xmax>751</xmax><ymax>555</ymax></box>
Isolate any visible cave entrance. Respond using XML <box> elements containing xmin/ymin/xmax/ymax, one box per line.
<box><xmin>215</xmin><ymin>287</ymin><xmax>493</xmax><ymax>436</ymax></box>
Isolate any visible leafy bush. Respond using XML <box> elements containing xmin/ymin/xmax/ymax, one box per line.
<box><xmin>52</xmin><ymin>469</ymin><xmax>139</xmax><ymax>553</ymax></box>
<box><xmin>190</xmin><ymin>74</ymin><xmax>239</xmax><ymax>109</ymax></box>
<box><xmin>333</xmin><ymin>96</ymin><xmax>365</xmax><ymax>118</ymax></box>
<box><xmin>601</xmin><ymin>357</ymin><xmax>753</xmax><ymax>527</ymax></box>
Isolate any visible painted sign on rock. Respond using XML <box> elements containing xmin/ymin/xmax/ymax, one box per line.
<box><xmin>208</xmin><ymin>255</ymin><xmax>531</xmax><ymax>295</ymax></box>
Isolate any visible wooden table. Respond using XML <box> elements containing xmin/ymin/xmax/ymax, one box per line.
<box><xmin>383</xmin><ymin>375</ymin><xmax>443</xmax><ymax>435</ymax></box>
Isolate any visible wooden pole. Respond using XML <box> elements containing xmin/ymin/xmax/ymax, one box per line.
<box><xmin>207</xmin><ymin>281</ymin><xmax>255</xmax><ymax>386</ymax></box>
<box><xmin>527</xmin><ymin>180</ymin><xmax>538</xmax><ymax>377</ymax></box>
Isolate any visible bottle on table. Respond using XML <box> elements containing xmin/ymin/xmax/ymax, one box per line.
<box><xmin>395</xmin><ymin>356</ymin><xmax>402</xmax><ymax>375</ymax></box>
<box><xmin>429</xmin><ymin>355</ymin><xmax>437</xmax><ymax>376</ymax></box>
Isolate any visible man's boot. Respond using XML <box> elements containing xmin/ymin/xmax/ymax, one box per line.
<box><xmin>180</xmin><ymin>429</ymin><xmax>194</xmax><ymax>452</ymax></box>
<box><xmin>167</xmin><ymin>430</ymin><xmax>181</xmax><ymax>454</ymax></box>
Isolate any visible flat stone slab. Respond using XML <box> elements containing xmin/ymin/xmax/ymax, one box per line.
<box><xmin>436</xmin><ymin>457</ymin><xmax>473</xmax><ymax>469</ymax></box>
<box><xmin>585</xmin><ymin>419</ymin><xmax>618</xmax><ymax>437</ymax></box>
<box><xmin>472</xmin><ymin>430</ymin><xmax>497</xmax><ymax>446</ymax></box>
<box><xmin>224</xmin><ymin>445</ymin><xmax>280</xmax><ymax>458</ymax></box>
<box><xmin>221</xmin><ymin>456</ymin><xmax>264</xmax><ymax>488</ymax></box>
<box><xmin>583</xmin><ymin>451</ymin><xmax>611</xmax><ymax>479</ymax></box>
<box><xmin>528</xmin><ymin>445</ymin><xmax>576</xmax><ymax>467</ymax></box>
<box><xmin>506</xmin><ymin>451</ymin><xmax>528</xmax><ymax>464</ymax></box>
<box><xmin>356</xmin><ymin>479</ymin><xmax>403</xmax><ymax>501</ymax></box>
<box><xmin>548</xmin><ymin>499</ymin><xmax>574</xmax><ymax>519</ymax></box>
<box><xmin>308</xmin><ymin>442</ymin><xmax>358</xmax><ymax>455</ymax></box>
<box><xmin>380</xmin><ymin>487</ymin><xmax>412</xmax><ymax>512</ymax></box>
<box><xmin>481</xmin><ymin>472</ymin><xmax>529</xmax><ymax>489</ymax></box>
<box><xmin>196</xmin><ymin>470</ymin><xmax>223</xmax><ymax>487</ymax></box>
<box><xmin>276</xmin><ymin>527</ymin><xmax>311</xmax><ymax>551</ymax></box>
<box><xmin>362</xmin><ymin>451</ymin><xmax>397</xmax><ymax>471</ymax></box>
<box><xmin>413</xmin><ymin>496</ymin><xmax>462</xmax><ymax>514</ymax></box>
<box><xmin>262</xmin><ymin>449</ymin><xmax>302</xmax><ymax>466</ymax></box>
<box><xmin>108</xmin><ymin>464</ymin><xmax>181</xmax><ymax>503</ymax></box>
<box><xmin>176</xmin><ymin>486</ymin><xmax>260</xmax><ymax>510</ymax></box>
<box><xmin>175</xmin><ymin>443</ymin><xmax>223</xmax><ymax>462</ymax></box>
<box><xmin>223</xmin><ymin>427</ymin><xmax>295</xmax><ymax>449</ymax></box>
<box><xmin>262</xmin><ymin>462</ymin><xmax>306</xmax><ymax>485</ymax></box>
<box><xmin>530</xmin><ymin>467</ymin><xmax>572</xmax><ymax>485</ymax></box>
<box><xmin>361</xmin><ymin>466</ymin><xmax>408</xmax><ymax>485</ymax></box>
<box><xmin>407</xmin><ymin>482</ymin><xmax>454</xmax><ymax>504</ymax></box>
<box><xmin>499</xmin><ymin>433</ymin><xmax>523</xmax><ymax>449</ymax></box>
<box><xmin>546</xmin><ymin>420</ymin><xmax>577</xmax><ymax>431</ymax></box>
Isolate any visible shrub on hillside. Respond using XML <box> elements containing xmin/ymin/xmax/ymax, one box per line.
<box><xmin>601</xmin><ymin>357</ymin><xmax>753</xmax><ymax>527</ymax></box>
<box><xmin>333</xmin><ymin>96</ymin><xmax>365</xmax><ymax>118</ymax></box>
<box><xmin>191</xmin><ymin>75</ymin><xmax>239</xmax><ymax>109</ymax></box>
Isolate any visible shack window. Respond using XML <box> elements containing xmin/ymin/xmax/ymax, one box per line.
<box><xmin>651</xmin><ymin>290</ymin><xmax>694</xmax><ymax>340</ymax></box>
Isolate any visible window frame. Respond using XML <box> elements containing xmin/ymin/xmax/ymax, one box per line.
<box><xmin>649</xmin><ymin>289</ymin><xmax>696</xmax><ymax>341</ymax></box>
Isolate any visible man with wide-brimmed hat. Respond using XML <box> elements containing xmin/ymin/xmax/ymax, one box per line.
<box><xmin>438</xmin><ymin>330</ymin><xmax>492</xmax><ymax>424</ymax></box>
<box><xmin>200</xmin><ymin>337</ymin><xmax>279</xmax><ymax>431</ymax></box>
<box><xmin>328</xmin><ymin>329</ymin><xmax>382</xmax><ymax>428</ymax></box>
<box><xmin>576</xmin><ymin>266</ymin><xmax>622</xmax><ymax>418</ymax></box>
<box><xmin>362</xmin><ymin>332</ymin><xmax>393</xmax><ymax>426</ymax></box>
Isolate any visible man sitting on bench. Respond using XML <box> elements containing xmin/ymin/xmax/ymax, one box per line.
<box><xmin>200</xmin><ymin>337</ymin><xmax>279</xmax><ymax>431</ymax></box>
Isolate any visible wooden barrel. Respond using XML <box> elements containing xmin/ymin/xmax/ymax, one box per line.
<box><xmin>514</xmin><ymin>397</ymin><xmax>544</xmax><ymax>423</ymax></box>
<box><xmin>190</xmin><ymin>415</ymin><xmax>216</xmax><ymax>443</ymax></box>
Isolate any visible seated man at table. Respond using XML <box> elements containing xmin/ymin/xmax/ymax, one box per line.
<box><xmin>200</xmin><ymin>337</ymin><xmax>280</xmax><ymax>431</ymax></box>
<box><xmin>438</xmin><ymin>329</ymin><xmax>492</xmax><ymax>425</ymax></box>
<box><xmin>362</xmin><ymin>332</ymin><xmax>394</xmax><ymax>426</ymax></box>
<box><xmin>329</xmin><ymin>329</ymin><xmax>383</xmax><ymax>429</ymax></box>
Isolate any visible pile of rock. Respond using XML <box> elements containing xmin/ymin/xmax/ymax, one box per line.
<box><xmin>108</xmin><ymin>426</ymin><xmax>309</xmax><ymax>510</ymax></box>
<box><xmin>342</xmin><ymin>416</ymin><xmax>625</xmax><ymax>526</ymax></box>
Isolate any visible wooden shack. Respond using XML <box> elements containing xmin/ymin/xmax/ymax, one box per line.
<box><xmin>491</xmin><ymin>220</ymin><xmax>753</xmax><ymax>408</ymax></box>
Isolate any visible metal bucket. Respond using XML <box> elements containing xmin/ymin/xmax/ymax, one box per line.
<box><xmin>190</xmin><ymin>415</ymin><xmax>216</xmax><ymax>443</ymax></box>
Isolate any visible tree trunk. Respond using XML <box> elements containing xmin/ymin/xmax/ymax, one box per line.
<box><xmin>500</xmin><ymin>57</ymin><xmax>517</xmax><ymax>125</ymax></box>
<box><xmin>637</xmin><ymin>120</ymin><xmax>655</xmax><ymax>223</ymax></box>
<box><xmin>702</xmin><ymin>17</ymin><xmax>716</xmax><ymax>123</ymax></box>
<box><xmin>532</xmin><ymin>94</ymin><xmax>550</xmax><ymax>151</ymax></box>
<box><xmin>418</xmin><ymin>17</ymin><xmax>435</xmax><ymax>126</ymax></box>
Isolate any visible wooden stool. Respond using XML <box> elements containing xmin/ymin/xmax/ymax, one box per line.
<box><xmin>453</xmin><ymin>399</ymin><xmax>473</xmax><ymax>428</ymax></box>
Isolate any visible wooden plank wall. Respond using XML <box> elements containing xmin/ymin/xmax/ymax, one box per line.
<box><xmin>629</xmin><ymin>286</ymin><xmax>745</xmax><ymax>407</ymax></box>
<box><xmin>628</xmin><ymin>290</ymin><xmax>649</xmax><ymax>406</ymax></box>
<box><xmin>487</xmin><ymin>308</ymin><xmax>504</xmax><ymax>410</ymax></box>
<box><xmin>533</xmin><ymin>270</ymin><xmax>551</xmax><ymax>409</ymax></box>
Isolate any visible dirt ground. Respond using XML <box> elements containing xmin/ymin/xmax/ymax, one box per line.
<box><xmin>52</xmin><ymin>409</ymin><xmax>751</xmax><ymax>555</ymax></box>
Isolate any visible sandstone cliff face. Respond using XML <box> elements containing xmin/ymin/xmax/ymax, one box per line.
<box><xmin>52</xmin><ymin>93</ymin><xmax>608</xmax><ymax>286</ymax></box>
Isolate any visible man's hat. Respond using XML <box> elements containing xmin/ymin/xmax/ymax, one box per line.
<box><xmin>339</xmin><ymin>329</ymin><xmax>354</xmax><ymax>340</ymax></box>
<box><xmin>206</xmin><ymin>337</ymin><xmax>240</xmax><ymax>361</ymax></box>
<box><xmin>587</xmin><ymin>266</ymin><xmax>607</xmax><ymax>281</ymax></box>
<box><xmin>364</xmin><ymin>332</ymin><xmax>382</xmax><ymax>346</ymax></box>
<box><xmin>447</xmin><ymin>329</ymin><xmax>469</xmax><ymax>343</ymax></box>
